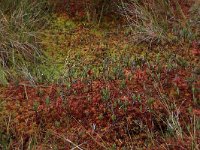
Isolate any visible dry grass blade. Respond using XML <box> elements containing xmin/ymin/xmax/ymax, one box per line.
<box><xmin>50</xmin><ymin>130</ymin><xmax>85</xmax><ymax>150</ymax></box>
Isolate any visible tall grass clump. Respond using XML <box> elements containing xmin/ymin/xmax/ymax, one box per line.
<box><xmin>120</xmin><ymin>0</ymin><xmax>199</xmax><ymax>45</ymax></box>
<box><xmin>0</xmin><ymin>0</ymin><xmax>49</xmax><ymax>68</ymax></box>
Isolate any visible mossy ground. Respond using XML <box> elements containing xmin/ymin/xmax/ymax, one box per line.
<box><xmin>0</xmin><ymin>14</ymin><xmax>199</xmax><ymax>149</ymax></box>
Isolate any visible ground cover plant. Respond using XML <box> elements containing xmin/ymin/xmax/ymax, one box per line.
<box><xmin>0</xmin><ymin>0</ymin><xmax>200</xmax><ymax>149</ymax></box>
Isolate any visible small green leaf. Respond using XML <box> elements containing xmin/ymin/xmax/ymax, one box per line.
<box><xmin>111</xmin><ymin>114</ymin><xmax>116</xmax><ymax>121</ymax></box>
<box><xmin>45</xmin><ymin>97</ymin><xmax>50</xmax><ymax>105</ymax></box>
<box><xmin>33</xmin><ymin>101</ymin><xmax>39</xmax><ymax>111</ymax></box>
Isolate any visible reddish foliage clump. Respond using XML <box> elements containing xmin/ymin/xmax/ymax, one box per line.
<box><xmin>2</xmin><ymin>66</ymin><xmax>200</xmax><ymax>149</ymax></box>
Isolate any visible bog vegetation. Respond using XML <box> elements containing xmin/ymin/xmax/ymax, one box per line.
<box><xmin>0</xmin><ymin>0</ymin><xmax>199</xmax><ymax>149</ymax></box>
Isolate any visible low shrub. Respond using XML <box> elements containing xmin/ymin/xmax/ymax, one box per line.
<box><xmin>50</xmin><ymin>0</ymin><xmax>120</xmax><ymax>23</ymax></box>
